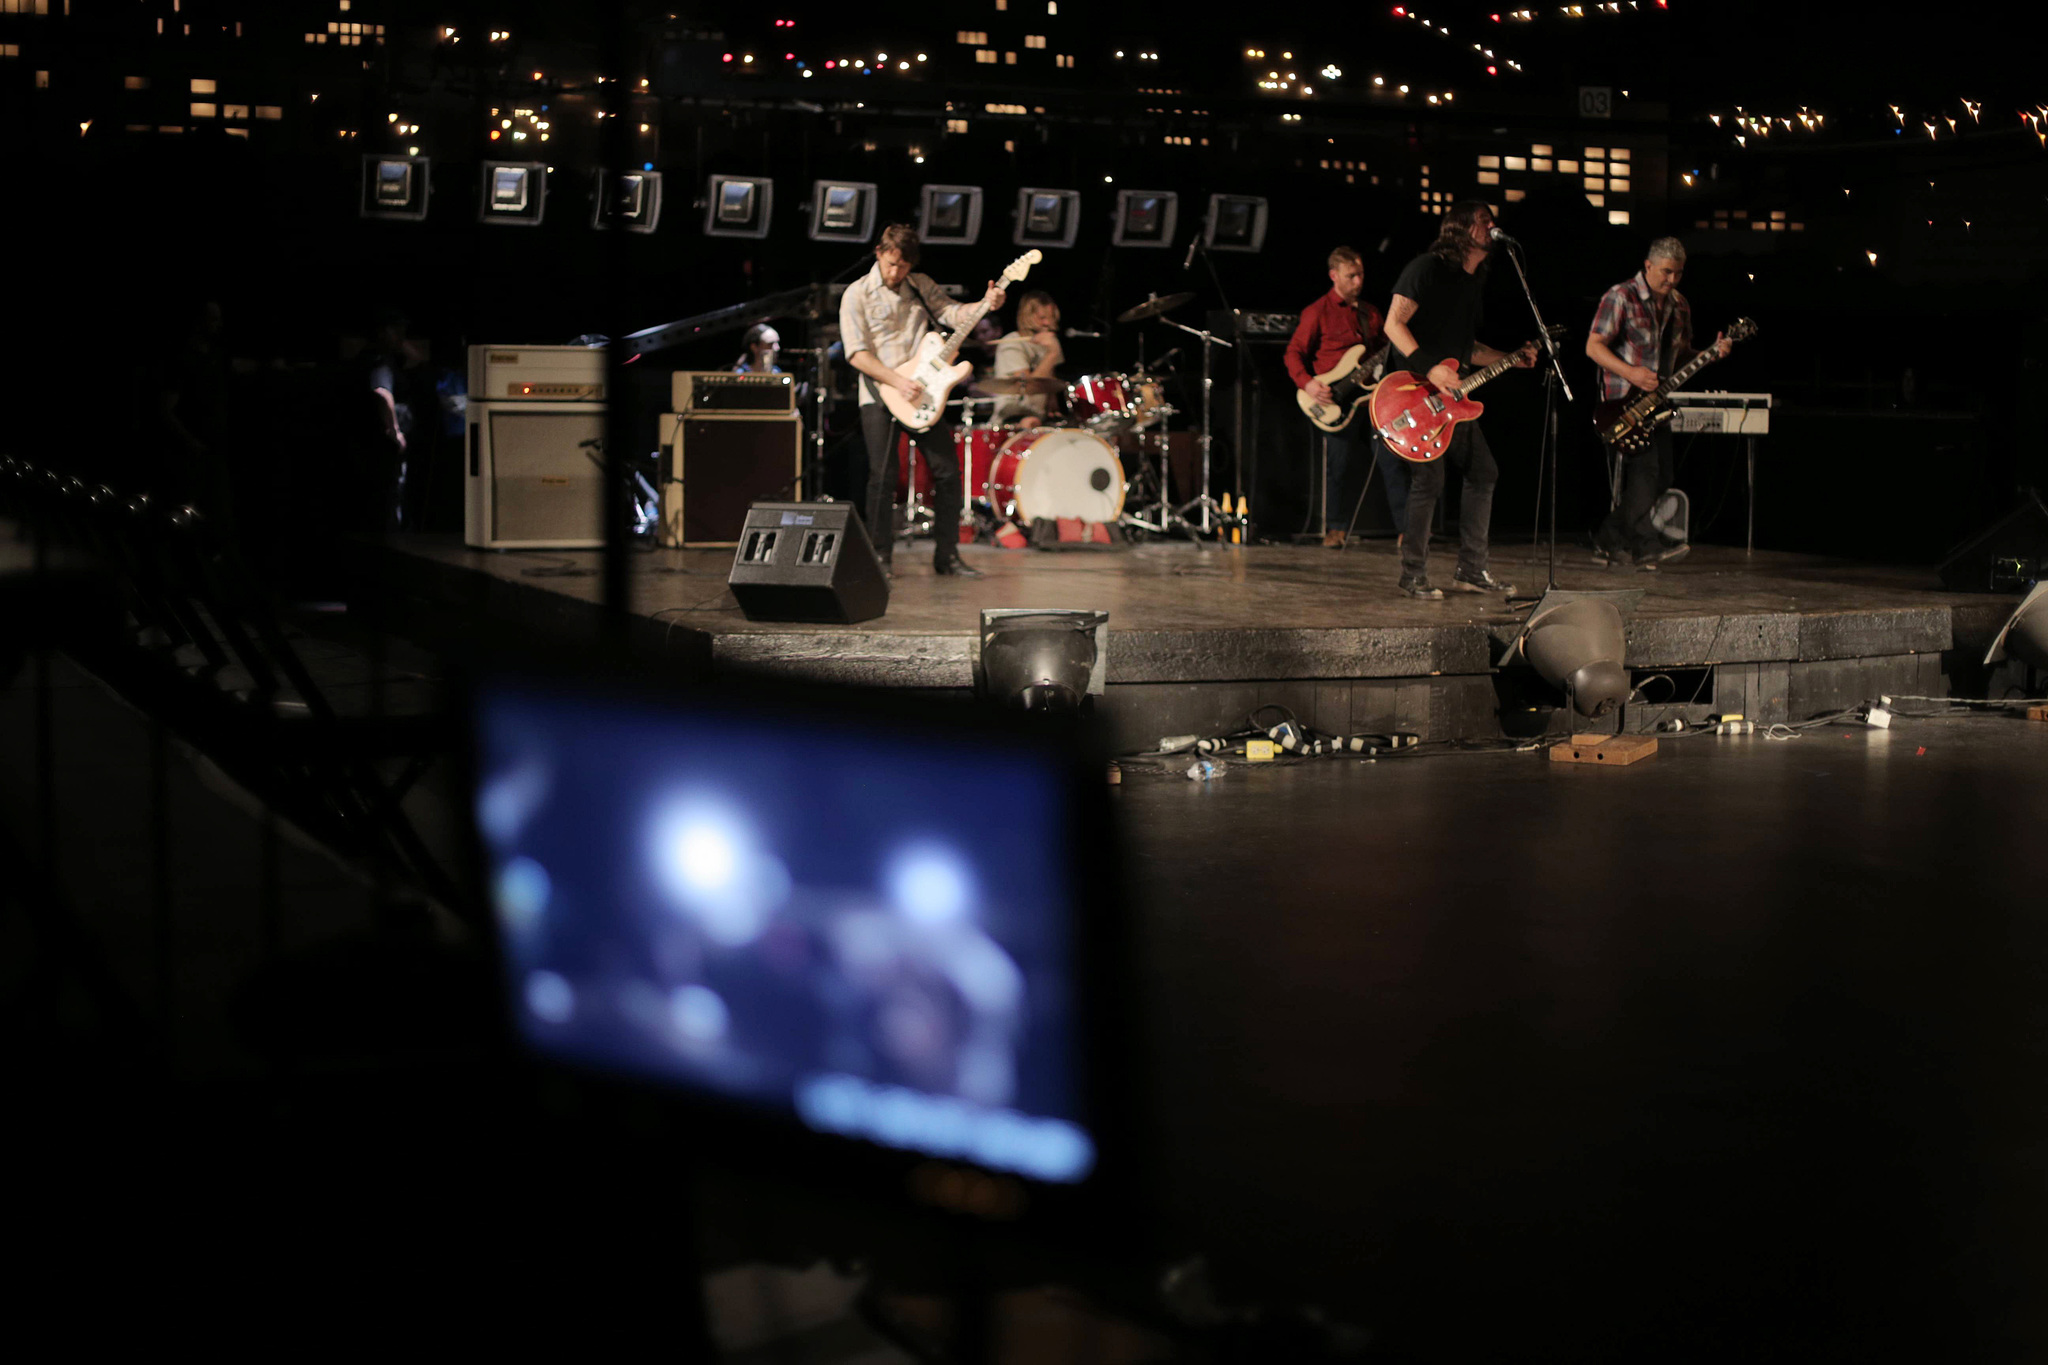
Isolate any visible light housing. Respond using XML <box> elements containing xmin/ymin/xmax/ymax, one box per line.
<box><xmin>918</xmin><ymin>183</ymin><xmax>984</xmax><ymax>246</ymax></box>
<box><xmin>978</xmin><ymin>609</ymin><xmax>1109</xmax><ymax>711</ymax></box>
<box><xmin>1505</xmin><ymin>588</ymin><xmax>1644</xmax><ymax>719</ymax></box>
<box><xmin>807</xmin><ymin>179</ymin><xmax>878</xmax><ymax>242</ymax></box>
<box><xmin>1203</xmin><ymin>194</ymin><xmax>1269</xmax><ymax>253</ymax></box>
<box><xmin>1983</xmin><ymin>581</ymin><xmax>2048</xmax><ymax>671</ymax></box>
<box><xmin>1111</xmin><ymin>189</ymin><xmax>1178</xmax><ymax>248</ymax></box>
<box><xmin>1013</xmin><ymin>188</ymin><xmax>1081</xmax><ymax>249</ymax></box>
<box><xmin>703</xmin><ymin>174</ymin><xmax>773</xmax><ymax>238</ymax></box>
<box><xmin>360</xmin><ymin>155</ymin><xmax>430</xmax><ymax>221</ymax></box>
<box><xmin>479</xmin><ymin>161</ymin><xmax>548</xmax><ymax>226</ymax></box>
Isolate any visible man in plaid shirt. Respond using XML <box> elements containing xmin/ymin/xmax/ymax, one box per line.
<box><xmin>1586</xmin><ymin>237</ymin><xmax>1730</xmax><ymax>568</ymax></box>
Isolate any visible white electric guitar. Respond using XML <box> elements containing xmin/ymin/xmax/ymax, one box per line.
<box><xmin>879</xmin><ymin>249</ymin><xmax>1042</xmax><ymax>431</ymax></box>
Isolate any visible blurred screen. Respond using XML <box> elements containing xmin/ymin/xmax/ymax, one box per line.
<box><xmin>1025</xmin><ymin>193</ymin><xmax>1065</xmax><ymax>235</ymax></box>
<box><xmin>929</xmin><ymin>191</ymin><xmax>966</xmax><ymax>231</ymax></box>
<box><xmin>717</xmin><ymin>179</ymin><xmax>757</xmax><ymax>226</ymax></box>
<box><xmin>491</xmin><ymin>165</ymin><xmax>530</xmax><ymax>212</ymax></box>
<box><xmin>375</xmin><ymin>160</ymin><xmax>413</xmax><ymax>206</ymax></box>
<box><xmin>474</xmin><ymin>683</ymin><xmax>1097</xmax><ymax>1184</ymax></box>
<box><xmin>821</xmin><ymin>184</ymin><xmax>862</xmax><ymax>229</ymax></box>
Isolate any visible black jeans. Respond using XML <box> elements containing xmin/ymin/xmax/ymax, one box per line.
<box><xmin>1325</xmin><ymin>428</ymin><xmax>1411</xmax><ymax>534</ymax></box>
<box><xmin>861</xmin><ymin>402</ymin><xmax>961</xmax><ymax>564</ymax></box>
<box><xmin>1593</xmin><ymin>425</ymin><xmax>1677</xmax><ymax>559</ymax></box>
<box><xmin>1399</xmin><ymin>421</ymin><xmax>1497</xmax><ymax>580</ymax></box>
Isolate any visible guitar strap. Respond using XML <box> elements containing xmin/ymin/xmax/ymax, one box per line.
<box><xmin>862</xmin><ymin>277</ymin><xmax>956</xmax><ymax>406</ymax></box>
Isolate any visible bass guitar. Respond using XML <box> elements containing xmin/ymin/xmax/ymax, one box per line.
<box><xmin>1370</xmin><ymin>329</ymin><xmax>1558</xmax><ymax>462</ymax></box>
<box><xmin>879</xmin><ymin>249</ymin><xmax>1042</xmax><ymax>432</ymax></box>
<box><xmin>1593</xmin><ymin>317</ymin><xmax>1758</xmax><ymax>452</ymax></box>
<box><xmin>1296</xmin><ymin>343</ymin><xmax>1390</xmax><ymax>434</ymax></box>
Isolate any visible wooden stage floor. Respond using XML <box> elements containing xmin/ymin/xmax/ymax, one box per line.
<box><xmin>368</xmin><ymin>535</ymin><xmax>2022</xmax><ymax>746</ymax></box>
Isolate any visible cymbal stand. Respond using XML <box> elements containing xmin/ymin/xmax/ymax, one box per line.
<box><xmin>1154</xmin><ymin>314</ymin><xmax>1234</xmax><ymax>538</ymax></box>
<box><xmin>1117</xmin><ymin>409</ymin><xmax>1179</xmax><ymax>536</ymax></box>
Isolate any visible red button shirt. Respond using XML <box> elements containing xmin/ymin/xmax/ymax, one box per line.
<box><xmin>1285</xmin><ymin>289</ymin><xmax>1385</xmax><ymax>391</ymax></box>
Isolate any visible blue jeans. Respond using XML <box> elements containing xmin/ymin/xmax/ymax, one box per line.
<box><xmin>1326</xmin><ymin>430</ymin><xmax>1410</xmax><ymax>533</ymax></box>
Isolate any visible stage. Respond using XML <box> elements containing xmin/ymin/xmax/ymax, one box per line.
<box><xmin>364</xmin><ymin>534</ymin><xmax>2023</xmax><ymax>750</ymax></box>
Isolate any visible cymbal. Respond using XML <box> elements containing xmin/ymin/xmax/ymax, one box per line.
<box><xmin>970</xmin><ymin>376</ymin><xmax>1066</xmax><ymax>396</ymax></box>
<box><xmin>1115</xmin><ymin>291</ymin><xmax>1194</xmax><ymax>324</ymax></box>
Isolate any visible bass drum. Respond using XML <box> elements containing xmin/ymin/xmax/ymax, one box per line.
<box><xmin>987</xmin><ymin>427</ymin><xmax>1127</xmax><ymax>525</ymax></box>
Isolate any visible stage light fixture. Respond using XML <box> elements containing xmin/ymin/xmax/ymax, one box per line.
<box><xmin>1013</xmin><ymin>188</ymin><xmax>1080</xmax><ymax>249</ymax></box>
<box><xmin>1505</xmin><ymin>588</ymin><xmax>1644</xmax><ymax>719</ymax></box>
<box><xmin>360</xmin><ymin>154</ymin><xmax>429</xmax><ymax>221</ymax></box>
<box><xmin>807</xmin><ymin>178</ymin><xmax>878</xmax><ymax>242</ymax></box>
<box><xmin>1203</xmin><ymin>193</ymin><xmax>1270</xmax><ymax>253</ymax></box>
<box><xmin>703</xmin><ymin>173</ymin><xmax>773</xmax><ymax>238</ymax></box>
<box><xmin>1111</xmin><ymin>189</ymin><xmax>1178</xmax><ymax>248</ymax></box>
<box><xmin>917</xmin><ymin>184</ymin><xmax>984</xmax><ymax>246</ymax></box>
<box><xmin>479</xmin><ymin>161</ymin><xmax>547</xmax><ymax>226</ymax></box>
<box><xmin>590</xmin><ymin>168</ymin><xmax>662</xmax><ymax>232</ymax></box>
<box><xmin>977</xmin><ymin>609</ymin><xmax>1109</xmax><ymax>712</ymax></box>
<box><xmin>1983</xmin><ymin>581</ymin><xmax>2048</xmax><ymax>671</ymax></box>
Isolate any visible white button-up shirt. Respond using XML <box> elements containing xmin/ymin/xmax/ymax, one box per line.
<box><xmin>839</xmin><ymin>262</ymin><xmax>978</xmax><ymax>406</ymax></box>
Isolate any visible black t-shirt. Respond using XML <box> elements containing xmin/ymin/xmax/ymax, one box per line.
<box><xmin>1389</xmin><ymin>252</ymin><xmax>1485</xmax><ymax>380</ymax></box>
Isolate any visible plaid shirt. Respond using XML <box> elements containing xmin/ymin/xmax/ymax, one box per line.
<box><xmin>1589</xmin><ymin>272</ymin><xmax>1694</xmax><ymax>404</ymax></box>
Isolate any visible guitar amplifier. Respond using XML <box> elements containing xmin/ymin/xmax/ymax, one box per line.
<box><xmin>468</xmin><ymin>343</ymin><xmax>606</xmax><ymax>401</ymax></box>
<box><xmin>1237</xmin><ymin>311</ymin><xmax>1300</xmax><ymax>338</ymax></box>
<box><xmin>659</xmin><ymin>411</ymin><xmax>803</xmax><ymax>547</ymax></box>
<box><xmin>1668</xmin><ymin>391</ymin><xmax>1772</xmax><ymax>435</ymax></box>
<box><xmin>464</xmin><ymin>400</ymin><xmax>607</xmax><ymax>549</ymax></box>
<box><xmin>671</xmin><ymin>370</ymin><xmax>798</xmax><ymax>413</ymax></box>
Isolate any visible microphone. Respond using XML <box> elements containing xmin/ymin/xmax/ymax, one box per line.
<box><xmin>1488</xmin><ymin>225</ymin><xmax>1519</xmax><ymax>245</ymax></box>
<box><xmin>1061</xmin><ymin>328</ymin><xmax>1102</xmax><ymax>339</ymax></box>
<box><xmin>1183</xmin><ymin>236</ymin><xmax>1200</xmax><ymax>270</ymax></box>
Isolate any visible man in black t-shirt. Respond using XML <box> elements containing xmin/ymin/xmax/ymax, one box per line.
<box><xmin>1382</xmin><ymin>201</ymin><xmax>1535</xmax><ymax>599</ymax></box>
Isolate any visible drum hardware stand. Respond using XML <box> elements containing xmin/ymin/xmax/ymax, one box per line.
<box><xmin>1154</xmin><ymin>313</ymin><xmax>1235</xmax><ymax>540</ymax></box>
<box><xmin>1116</xmin><ymin>413</ymin><xmax>1179</xmax><ymax>536</ymax></box>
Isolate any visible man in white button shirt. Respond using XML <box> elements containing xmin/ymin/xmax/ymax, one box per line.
<box><xmin>840</xmin><ymin>223</ymin><xmax>1007</xmax><ymax>577</ymax></box>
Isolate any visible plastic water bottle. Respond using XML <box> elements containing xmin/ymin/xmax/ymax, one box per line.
<box><xmin>1185</xmin><ymin>759</ymin><xmax>1223</xmax><ymax>781</ymax></box>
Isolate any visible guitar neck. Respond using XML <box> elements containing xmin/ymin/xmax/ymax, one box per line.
<box><xmin>1652</xmin><ymin>345</ymin><xmax>1720</xmax><ymax>400</ymax></box>
<box><xmin>932</xmin><ymin>297</ymin><xmax>990</xmax><ymax>366</ymax></box>
<box><xmin>1452</xmin><ymin>345</ymin><xmax>1527</xmax><ymax>400</ymax></box>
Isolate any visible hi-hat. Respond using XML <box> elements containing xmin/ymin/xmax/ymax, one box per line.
<box><xmin>970</xmin><ymin>376</ymin><xmax>1066</xmax><ymax>396</ymax></box>
<box><xmin>1115</xmin><ymin>291</ymin><xmax>1193</xmax><ymax>324</ymax></box>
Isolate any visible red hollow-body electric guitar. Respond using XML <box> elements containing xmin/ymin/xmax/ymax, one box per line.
<box><xmin>1370</xmin><ymin>332</ymin><xmax>1554</xmax><ymax>462</ymax></box>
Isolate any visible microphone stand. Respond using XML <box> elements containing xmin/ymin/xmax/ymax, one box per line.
<box><xmin>1498</xmin><ymin>236</ymin><xmax>1572</xmax><ymax>596</ymax></box>
<box><xmin>1189</xmin><ymin>233</ymin><xmax>1249</xmax><ymax>538</ymax></box>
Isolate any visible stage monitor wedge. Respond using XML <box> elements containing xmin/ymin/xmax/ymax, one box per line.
<box><xmin>705</xmin><ymin>174</ymin><xmax>774</xmax><ymax>239</ymax></box>
<box><xmin>1204</xmin><ymin>194</ymin><xmax>1270</xmax><ymax>253</ymax></box>
<box><xmin>918</xmin><ymin>184</ymin><xmax>984</xmax><ymax>246</ymax></box>
<box><xmin>592</xmin><ymin>169</ymin><xmax>663</xmax><ymax>233</ymax></box>
<box><xmin>1014</xmin><ymin>188</ymin><xmax>1081</xmax><ymax>249</ymax></box>
<box><xmin>809</xmin><ymin>179</ymin><xmax>878</xmax><ymax>243</ymax></box>
<box><xmin>1111</xmin><ymin>190</ymin><xmax>1178</xmax><ymax>248</ymax></box>
<box><xmin>480</xmin><ymin>161</ymin><xmax>548</xmax><ymax>227</ymax></box>
<box><xmin>361</xmin><ymin>155</ymin><xmax>430</xmax><ymax>221</ymax></box>
<box><xmin>728</xmin><ymin>502</ymin><xmax>889</xmax><ymax>624</ymax></box>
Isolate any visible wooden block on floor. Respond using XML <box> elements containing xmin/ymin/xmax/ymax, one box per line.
<box><xmin>2028</xmin><ymin>705</ymin><xmax>2048</xmax><ymax>723</ymax></box>
<box><xmin>1550</xmin><ymin>733</ymin><xmax>1659</xmax><ymax>766</ymax></box>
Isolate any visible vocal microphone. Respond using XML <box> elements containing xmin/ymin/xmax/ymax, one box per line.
<box><xmin>1062</xmin><ymin>328</ymin><xmax>1102</xmax><ymax>339</ymax></box>
<box><xmin>1183</xmin><ymin>236</ymin><xmax>1200</xmax><ymax>270</ymax></box>
<box><xmin>1488</xmin><ymin>225</ymin><xmax>1520</xmax><ymax>245</ymax></box>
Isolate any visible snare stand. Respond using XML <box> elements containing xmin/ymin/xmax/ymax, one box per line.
<box><xmin>1154</xmin><ymin>313</ymin><xmax>1233</xmax><ymax>539</ymax></box>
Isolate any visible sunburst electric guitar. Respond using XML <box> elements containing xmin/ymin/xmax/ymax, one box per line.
<box><xmin>1296</xmin><ymin>343</ymin><xmax>1390</xmax><ymax>434</ymax></box>
<box><xmin>1370</xmin><ymin>329</ymin><xmax>1559</xmax><ymax>463</ymax></box>
<box><xmin>878</xmin><ymin>249</ymin><xmax>1043</xmax><ymax>432</ymax></box>
<box><xmin>1592</xmin><ymin>317</ymin><xmax>1759</xmax><ymax>452</ymax></box>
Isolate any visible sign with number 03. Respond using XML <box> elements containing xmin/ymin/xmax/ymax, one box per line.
<box><xmin>1579</xmin><ymin>86</ymin><xmax>1613</xmax><ymax>119</ymax></box>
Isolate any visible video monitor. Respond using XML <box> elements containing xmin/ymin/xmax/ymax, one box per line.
<box><xmin>376</xmin><ymin>160</ymin><xmax>413</xmax><ymax>207</ymax></box>
<box><xmin>473</xmin><ymin>680</ymin><xmax>1108</xmax><ymax>1187</ymax></box>
<box><xmin>808</xmin><ymin>179</ymin><xmax>877</xmax><ymax>242</ymax></box>
<box><xmin>491</xmin><ymin>166</ymin><xmax>530</xmax><ymax>212</ymax></box>
<box><xmin>360</xmin><ymin>154</ymin><xmax>429</xmax><ymax>221</ymax></box>
<box><xmin>479</xmin><ymin>161</ymin><xmax>546</xmax><ymax>226</ymax></box>
<box><xmin>705</xmin><ymin>174</ymin><xmax>773</xmax><ymax>238</ymax></box>
<box><xmin>1204</xmin><ymin>193</ymin><xmax>1269</xmax><ymax>253</ymax></box>
<box><xmin>590</xmin><ymin>169</ymin><xmax>663</xmax><ymax>233</ymax></box>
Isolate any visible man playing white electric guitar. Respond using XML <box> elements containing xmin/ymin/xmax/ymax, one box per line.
<box><xmin>841</xmin><ymin>223</ymin><xmax>1008</xmax><ymax>578</ymax></box>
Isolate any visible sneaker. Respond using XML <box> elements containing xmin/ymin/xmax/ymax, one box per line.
<box><xmin>1650</xmin><ymin>541</ymin><xmax>1692</xmax><ymax>565</ymax></box>
<box><xmin>1452</xmin><ymin>568</ymin><xmax>1516</xmax><ymax>594</ymax></box>
<box><xmin>1322</xmin><ymin>529</ymin><xmax>1348</xmax><ymax>549</ymax></box>
<box><xmin>1398</xmin><ymin>576</ymin><xmax>1444</xmax><ymax>600</ymax></box>
<box><xmin>1634</xmin><ymin>559</ymin><xmax>1659</xmax><ymax>572</ymax></box>
<box><xmin>1590</xmin><ymin>546</ymin><xmax>1625</xmax><ymax>568</ymax></box>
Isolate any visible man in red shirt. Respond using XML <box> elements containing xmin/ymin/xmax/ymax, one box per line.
<box><xmin>1285</xmin><ymin>245</ymin><xmax>1405</xmax><ymax>548</ymax></box>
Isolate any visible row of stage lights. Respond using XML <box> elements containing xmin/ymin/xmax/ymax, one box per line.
<box><xmin>360</xmin><ymin>158</ymin><xmax>1271</xmax><ymax>252</ymax></box>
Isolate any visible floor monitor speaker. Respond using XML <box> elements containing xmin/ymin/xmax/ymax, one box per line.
<box><xmin>727</xmin><ymin>503</ymin><xmax>889</xmax><ymax>624</ymax></box>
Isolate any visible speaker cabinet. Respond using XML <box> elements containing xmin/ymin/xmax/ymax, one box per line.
<box><xmin>660</xmin><ymin>412</ymin><xmax>803</xmax><ymax>547</ymax></box>
<box><xmin>1939</xmin><ymin>489</ymin><xmax>2048</xmax><ymax>592</ymax></box>
<box><xmin>464</xmin><ymin>401</ymin><xmax>606</xmax><ymax>549</ymax></box>
<box><xmin>728</xmin><ymin>502</ymin><xmax>889</xmax><ymax>624</ymax></box>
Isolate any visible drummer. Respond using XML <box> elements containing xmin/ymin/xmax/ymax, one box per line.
<box><xmin>992</xmin><ymin>290</ymin><xmax>1064</xmax><ymax>428</ymax></box>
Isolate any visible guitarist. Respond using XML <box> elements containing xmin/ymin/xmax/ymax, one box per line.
<box><xmin>841</xmin><ymin>223</ymin><xmax>1008</xmax><ymax>577</ymax></box>
<box><xmin>1285</xmin><ymin>245</ymin><xmax>1402</xmax><ymax>548</ymax></box>
<box><xmin>1382</xmin><ymin>201</ymin><xmax>1534</xmax><ymax>599</ymax></box>
<box><xmin>1586</xmin><ymin>237</ymin><xmax>1731</xmax><ymax>569</ymax></box>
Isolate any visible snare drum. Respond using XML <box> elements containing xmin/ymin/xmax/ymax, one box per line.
<box><xmin>1067</xmin><ymin>373</ymin><xmax>1140</xmax><ymax>434</ymax></box>
<box><xmin>987</xmin><ymin>427</ymin><xmax>1127</xmax><ymax>525</ymax></box>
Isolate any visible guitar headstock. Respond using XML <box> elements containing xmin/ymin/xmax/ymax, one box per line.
<box><xmin>1003</xmin><ymin>249</ymin><xmax>1044</xmax><ymax>284</ymax></box>
<box><xmin>1726</xmin><ymin>317</ymin><xmax>1759</xmax><ymax>343</ymax></box>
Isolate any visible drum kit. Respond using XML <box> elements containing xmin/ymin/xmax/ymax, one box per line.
<box><xmin>892</xmin><ymin>290</ymin><xmax>1243</xmax><ymax>543</ymax></box>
